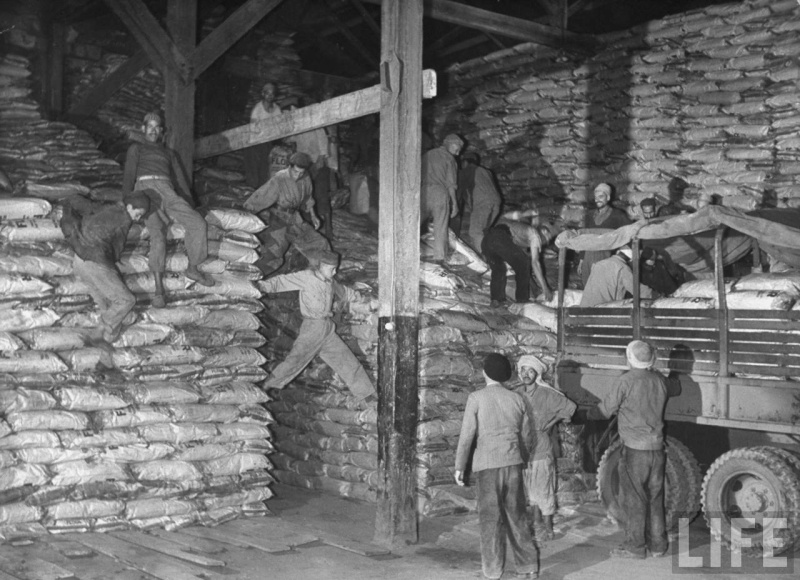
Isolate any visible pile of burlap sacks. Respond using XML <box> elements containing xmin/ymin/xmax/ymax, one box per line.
<box><xmin>0</xmin><ymin>52</ymin><xmax>275</xmax><ymax>537</ymax></box>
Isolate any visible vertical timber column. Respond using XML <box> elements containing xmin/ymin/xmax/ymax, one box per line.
<box><xmin>374</xmin><ymin>0</ymin><xmax>423</xmax><ymax>548</ymax></box>
<box><xmin>165</xmin><ymin>0</ymin><xmax>196</xmax><ymax>183</ymax></box>
<box><xmin>45</xmin><ymin>21</ymin><xmax>66</xmax><ymax>119</ymax></box>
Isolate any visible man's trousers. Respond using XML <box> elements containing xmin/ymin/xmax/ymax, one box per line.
<box><xmin>619</xmin><ymin>446</ymin><xmax>667</xmax><ymax>557</ymax></box>
<box><xmin>477</xmin><ymin>465</ymin><xmax>539</xmax><ymax>579</ymax></box>
<box><xmin>263</xmin><ymin>318</ymin><xmax>375</xmax><ymax>400</ymax></box>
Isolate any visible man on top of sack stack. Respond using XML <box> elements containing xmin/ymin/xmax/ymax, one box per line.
<box><xmin>123</xmin><ymin>112</ymin><xmax>215</xmax><ymax>306</ymax></box>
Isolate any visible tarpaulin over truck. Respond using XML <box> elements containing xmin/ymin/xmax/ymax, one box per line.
<box><xmin>554</xmin><ymin>206</ymin><xmax>800</xmax><ymax>274</ymax></box>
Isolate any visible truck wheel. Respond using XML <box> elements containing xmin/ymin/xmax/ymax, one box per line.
<box><xmin>754</xmin><ymin>446</ymin><xmax>800</xmax><ymax>552</ymax></box>
<box><xmin>596</xmin><ymin>437</ymin><xmax>691</xmax><ymax>530</ymax></box>
<box><xmin>702</xmin><ymin>447</ymin><xmax>800</xmax><ymax>557</ymax></box>
<box><xmin>666</xmin><ymin>436</ymin><xmax>703</xmax><ymax>523</ymax></box>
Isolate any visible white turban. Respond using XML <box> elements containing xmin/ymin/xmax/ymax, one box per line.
<box><xmin>518</xmin><ymin>355</ymin><xmax>547</xmax><ymax>376</ymax></box>
<box><xmin>626</xmin><ymin>340</ymin><xmax>656</xmax><ymax>369</ymax></box>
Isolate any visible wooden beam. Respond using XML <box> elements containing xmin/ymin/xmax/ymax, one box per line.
<box><xmin>190</xmin><ymin>0</ymin><xmax>283</xmax><ymax>80</ymax></box>
<box><xmin>425</xmin><ymin>25</ymin><xmax>467</xmax><ymax>54</ymax></box>
<box><xmin>484</xmin><ymin>32</ymin><xmax>508</xmax><ymax>50</ymax></box>
<box><xmin>362</xmin><ymin>0</ymin><xmax>595</xmax><ymax>51</ymax></box>
<box><xmin>164</xmin><ymin>0</ymin><xmax>196</xmax><ymax>184</ymax></box>
<box><xmin>103</xmin><ymin>0</ymin><xmax>192</xmax><ymax>83</ymax></box>
<box><xmin>68</xmin><ymin>50</ymin><xmax>149</xmax><ymax>116</ymax></box>
<box><xmin>194</xmin><ymin>69</ymin><xmax>436</xmax><ymax>159</ymax></box>
<box><xmin>373</xmin><ymin>0</ymin><xmax>423</xmax><ymax>549</ymax></box>
<box><xmin>348</xmin><ymin>0</ymin><xmax>382</xmax><ymax>38</ymax></box>
<box><xmin>320</xmin><ymin>0</ymin><xmax>377</xmax><ymax>68</ymax></box>
<box><xmin>438</xmin><ymin>34</ymin><xmax>488</xmax><ymax>58</ymax></box>
<box><xmin>45</xmin><ymin>21</ymin><xmax>66</xmax><ymax>118</ymax></box>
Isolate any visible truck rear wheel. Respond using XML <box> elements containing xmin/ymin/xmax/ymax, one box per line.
<box><xmin>701</xmin><ymin>447</ymin><xmax>800</xmax><ymax>557</ymax></box>
<box><xmin>597</xmin><ymin>436</ymin><xmax>699</xmax><ymax>530</ymax></box>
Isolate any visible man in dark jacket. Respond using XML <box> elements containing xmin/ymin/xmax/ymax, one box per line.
<box><xmin>123</xmin><ymin>111</ymin><xmax>214</xmax><ymax>303</ymax></box>
<box><xmin>455</xmin><ymin>353</ymin><xmax>539</xmax><ymax>579</ymax></box>
<box><xmin>589</xmin><ymin>340</ymin><xmax>669</xmax><ymax>559</ymax></box>
<box><xmin>60</xmin><ymin>191</ymin><xmax>151</xmax><ymax>343</ymax></box>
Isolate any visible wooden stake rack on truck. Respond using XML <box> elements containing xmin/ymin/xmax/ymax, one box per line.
<box><xmin>553</xmin><ymin>205</ymin><xmax>800</xmax><ymax>558</ymax></box>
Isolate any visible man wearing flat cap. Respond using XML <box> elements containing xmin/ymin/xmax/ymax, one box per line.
<box><xmin>421</xmin><ymin>133</ymin><xmax>463</xmax><ymax>264</ymax></box>
<box><xmin>258</xmin><ymin>249</ymin><xmax>375</xmax><ymax>402</ymax></box>
<box><xmin>580</xmin><ymin>182</ymin><xmax>631</xmax><ymax>287</ymax></box>
<box><xmin>455</xmin><ymin>353</ymin><xmax>539</xmax><ymax>580</ymax></box>
<box><xmin>588</xmin><ymin>340</ymin><xmax>669</xmax><ymax>559</ymax></box>
<box><xmin>517</xmin><ymin>355</ymin><xmax>576</xmax><ymax>542</ymax></box>
<box><xmin>244</xmin><ymin>151</ymin><xmax>329</xmax><ymax>275</ymax></box>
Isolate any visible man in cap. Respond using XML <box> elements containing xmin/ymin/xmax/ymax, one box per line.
<box><xmin>244</xmin><ymin>151</ymin><xmax>329</xmax><ymax>275</ymax></box>
<box><xmin>244</xmin><ymin>81</ymin><xmax>282</xmax><ymax>189</ymax></box>
<box><xmin>287</xmin><ymin>97</ymin><xmax>334</xmax><ymax>241</ymax></box>
<box><xmin>588</xmin><ymin>340</ymin><xmax>669</xmax><ymax>559</ymax></box>
<box><xmin>123</xmin><ymin>111</ymin><xmax>215</xmax><ymax>306</ymax></box>
<box><xmin>580</xmin><ymin>247</ymin><xmax>655</xmax><ymax>307</ymax></box>
<box><xmin>456</xmin><ymin>150</ymin><xmax>502</xmax><ymax>251</ymax></box>
<box><xmin>258</xmin><ymin>249</ymin><xmax>375</xmax><ymax>402</ymax></box>
<box><xmin>60</xmin><ymin>191</ymin><xmax>151</xmax><ymax>343</ymax></box>
<box><xmin>517</xmin><ymin>355</ymin><xmax>576</xmax><ymax>542</ymax></box>
<box><xmin>580</xmin><ymin>182</ymin><xmax>631</xmax><ymax>286</ymax></box>
<box><xmin>482</xmin><ymin>210</ymin><xmax>557</xmax><ymax>307</ymax></box>
<box><xmin>455</xmin><ymin>353</ymin><xmax>539</xmax><ymax>579</ymax></box>
<box><xmin>421</xmin><ymin>133</ymin><xmax>463</xmax><ymax>263</ymax></box>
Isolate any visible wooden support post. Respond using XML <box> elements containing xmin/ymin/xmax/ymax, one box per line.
<box><xmin>103</xmin><ymin>0</ymin><xmax>192</xmax><ymax>83</ymax></box>
<box><xmin>165</xmin><ymin>0</ymin><xmax>196</xmax><ymax>187</ymax></box>
<box><xmin>556</xmin><ymin>246</ymin><xmax>567</xmax><ymax>353</ymax></box>
<box><xmin>631</xmin><ymin>238</ymin><xmax>641</xmax><ymax>341</ymax></box>
<box><xmin>45</xmin><ymin>21</ymin><xmax>66</xmax><ymax>118</ymax></box>
<box><xmin>374</xmin><ymin>0</ymin><xmax>424</xmax><ymax>549</ymax></box>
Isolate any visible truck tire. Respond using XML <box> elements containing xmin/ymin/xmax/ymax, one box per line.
<box><xmin>667</xmin><ymin>436</ymin><xmax>703</xmax><ymax>522</ymax></box>
<box><xmin>596</xmin><ymin>436</ymin><xmax>695</xmax><ymax>530</ymax></box>
<box><xmin>753</xmin><ymin>446</ymin><xmax>800</xmax><ymax>552</ymax></box>
<box><xmin>702</xmin><ymin>447</ymin><xmax>800</xmax><ymax>558</ymax></box>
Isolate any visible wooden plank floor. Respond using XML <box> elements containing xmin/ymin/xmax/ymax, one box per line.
<box><xmin>0</xmin><ymin>515</ymin><xmax>389</xmax><ymax>580</ymax></box>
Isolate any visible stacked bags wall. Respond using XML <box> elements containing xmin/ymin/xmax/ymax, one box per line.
<box><xmin>428</xmin><ymin>0</ymin><xmax>800</xmax><ymax>222</ymax></box>
<box><xmin>0</xmin><ymin>27</ymin><xmax>275</xmax><ymax>536</ymax></box>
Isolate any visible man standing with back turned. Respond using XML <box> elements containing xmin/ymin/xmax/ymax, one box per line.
<box><xmin>421</xmin><ymin>133</ymin><xmax>463</xmax><ymax>264</ymax></box>
<box><xmin>589</xmin><ymin>340</ymin><xmax>669</xmax><ymax>559</ymax></box>
<box><xmin>455</xmin><ymin>353</ymin><xmax>539</xmax><ymax>579</ymax></box>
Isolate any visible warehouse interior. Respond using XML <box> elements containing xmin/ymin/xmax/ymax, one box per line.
<box><xmin>2</xmin><ymin>0</ymin><xmax>800</xmax><ymax>578</ymax></box>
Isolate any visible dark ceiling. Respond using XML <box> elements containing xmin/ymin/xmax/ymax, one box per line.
<box><xmin>54</xmin><ymin>0</ymin><xmax>734</xmax><ymax>80</ymax></box>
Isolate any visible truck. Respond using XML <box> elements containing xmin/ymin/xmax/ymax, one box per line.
<box><xmin>553</xmin><ymin>205</ymin><xmax>800</xmax><ymax>557</ymax></box>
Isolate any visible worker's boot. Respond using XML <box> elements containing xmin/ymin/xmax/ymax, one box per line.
<box><xmin>185</xmin><ymin>266</ymin><xmax>215</xmax><ymax>287</ymax></box>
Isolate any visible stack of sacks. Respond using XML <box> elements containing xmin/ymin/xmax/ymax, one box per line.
<box><xmin>0</xmin><ymin>198</ymin><xmax>276</xmax><ymax>537</ymax></box>
<box><xmin>0</xmin><ymin>55</ymin><xmax>122</xmax><ymax>192</ymax></box>
<box><xmin>261</xmin><ymin>212</ymin><xmax>588</xmax><ymax>516</ymax></box>
<box><xmin>667</xmin><ymin>275</ymin><xmax>797</xmax><ymax>310</ymax></box>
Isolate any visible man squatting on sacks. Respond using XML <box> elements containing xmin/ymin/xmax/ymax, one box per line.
<box><xmin>258</xmin><ymin>249</ymin><xmax>377</xmax><ymax>404</ymax></box>
<box><xmin>123</xmin><ymin>112</ymin><xmax>215</xmax><ymax>307</ymax></box>
<box><xmin>60</xmin><ymin>191</ymin><xmax>151</xmax><ymax>343</ymax></box>
<box><xmin>455</xmin><ymin>353</ymin><xmax>539</xmax><ymax>580</ymax></box>
<box><xmin>517</xmin><ymin>355</ymin><xmax>576</xmax><ymax>542</ymax></box>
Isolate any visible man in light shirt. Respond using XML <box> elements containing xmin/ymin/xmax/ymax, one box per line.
<box><xmin>244</xmin><ymin>81</ymin><xmax>282</xmax><ymax>189</ymax></box>
<box><xmin>258</xmin><ymin>249</ymin><xmax>375</xmax><ymax>403</ymax></box>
